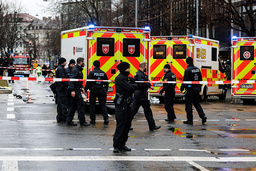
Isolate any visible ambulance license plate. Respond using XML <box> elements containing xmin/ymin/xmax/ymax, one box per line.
<box><xmin>154</xmin><ymin>83</ymin><xmax>163</xmax><ymax>87</ymax></box>
<box><xmin>240</xmin><ymin>84</ymin><xmax>253</xmax><ymax>89</ymax></box>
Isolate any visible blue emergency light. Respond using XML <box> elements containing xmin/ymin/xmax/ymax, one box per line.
<box><xmin>188</xmin><ymin>34</ymin><xmax>193</xmax><ymax>38</ymax></box>
<box><xmin>88</xmin><ymin>24</ymin><xmax>95</xmax><ymax>29</ymax></box>
<box><xmin>144</xmin><ymin>26</ymin><xmax>150</xmax><ymax>31</ymax></box>
<box><xmin>232</xmin><ymin>36</ymin><xmax>237</xmax><ymax>40</ymax></box>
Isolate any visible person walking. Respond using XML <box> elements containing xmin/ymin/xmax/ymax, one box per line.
<box><xmin>84</xmin><ymin>60</ymin><xmax>109</xmax><ymax>125</ymax></box>
<box><xmin>181</xmin><ymin>57</ymin><xmax>207</xmax><ymax>125</ymax></box>
<box><xmin>42</xmin><ymin>64</ymin><xmax>48</xmax><ymax>78</ymax></box>
<box><xmin>66</xmin><ymin>57</ymin><xmax>90</xmax><ymax>127</ymax></box>
<box><xmin>131</xmin><ymin>62</ymin><xmax>161</xmax><ymax>131</ymax></box>
<box><xmin>8</xmin><ymin>63</ymin><xmax>15</xmax><ymax>83</ymax></box>
<box><xmin>113</xmin><ymin>62</ymin><xmax>137</xmax><ymax>153</ymax></box>
<box><xmin>55</xmin><ymin>58</ymin><xmax>69</xmax><ymax>123</ymax></box>
<box><xmin>159</xmin><ymin>64</ymin><xmax>177</xmax><ymax>122</ymax></box>
<box><xmin>66</xmin><ymin>59</ymin><xmax>76</xmax><ymax>78</ymax></box>
<box><xmin>36</xmin><ymin>65</ymin><xmax>42</xmax><ymax>78</ymax></box>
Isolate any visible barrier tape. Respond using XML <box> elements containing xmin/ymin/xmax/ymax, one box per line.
<box><xmin>0</xmin><ymin>67</ymin><xmax>55</xmax><ymax>71</ymax></box>
<box><xmin>0</xmin><ymin>76</ymin><xmax>253</xmax><ymax>85</ymax></box>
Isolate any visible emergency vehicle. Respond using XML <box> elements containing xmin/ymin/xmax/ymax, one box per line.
<box><xmin>149</xmin><ymin>35</ymin><xmax>226</xmax><ymax>101</ymax></box>
<box><xmin>231</xmin><ymin>36</ymin><xmax>256</xmax><ymax>103</ymax></box>
<box><xmin>9</xmin><ymin>53</ymin><xmax>30</xmax><ymax>77</ymax></box>
<box><xmin>61</xmin><ymin>25</ymin><xmax>150</xmax><ymax>102</ymax></box>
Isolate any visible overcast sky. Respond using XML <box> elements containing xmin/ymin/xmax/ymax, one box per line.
<box><xmin>6</xmin><ymin>0</ymin><xmax>55</xmax><ymax>19</ymax></box>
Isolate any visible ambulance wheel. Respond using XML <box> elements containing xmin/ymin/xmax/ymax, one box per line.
<box><xmin>200</xmin><ymin>87</ymin><xmax>207</xmax><ymax>102</ymax></box>
<box><xmin>219</xmin><ymin>90</ymin><xmax>227</xmax><ymax>101</ymax></box>
<box><xmin>242</xmin><ymin>99</ymin><xmax>255</xmax><ymax>104</ymax></box>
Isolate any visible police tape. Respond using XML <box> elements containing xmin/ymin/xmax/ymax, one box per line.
<box><xmin>0</xmin><ymin>76</ymin><xmax>254</xmax><ymax>85</ymax></box>
<box><xmin>0</xmin><ymin>67</ymin><xmax>55</xmax><ymax>71</ymax></box>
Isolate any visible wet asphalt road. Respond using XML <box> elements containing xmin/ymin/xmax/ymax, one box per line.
<box><xmin>0</xmin><ymin>80</ymin><xmax>256</xmax><ymax>171</ymax></box>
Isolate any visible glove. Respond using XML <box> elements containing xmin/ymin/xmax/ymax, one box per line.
<box><xmin>129</xmin><ymin>76</ymin><xmax>135</xmax><ymax>84</ymax></box>
<box><xmin>180</xmin><ymin>85</ymin><xmax>185</xmax><ymax>93</ymax></box>
<box><xmin>159</xmin><ymin>90</ymin><xmax>163</xmax><ymax>95</ymax></box>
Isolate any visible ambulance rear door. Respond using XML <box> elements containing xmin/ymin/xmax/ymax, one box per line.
<box><xmin>232</xmin><ymin>37</ymin><xmax>256</xmax><ymax>97</ymax></box>
<box><xmin>149</xmin><ymin>37</ymin><xmax>171</xmax><ymax>95</ymax></box>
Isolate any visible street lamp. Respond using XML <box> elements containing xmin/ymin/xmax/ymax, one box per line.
<box><xmin>196</xmin><ymin>0</ymin><xmax>199</xmax><ymax>36</ymax></box>
<box><xmin>135</xmin><ymin>0</ymin><xmax>138</xmax><ymax>27</ymax></box>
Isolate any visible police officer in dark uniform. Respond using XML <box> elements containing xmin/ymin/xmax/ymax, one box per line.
<box><xmin>159</xmin><ymin>64</ymin><xmax>177</xmax><ymax>122</ymax></box>
<box><xmin>55</xmin><ymin>57</ymin><xmax>68</xmax><ymax>123</ymax></box>
<box><xmin>84</xmin><ymin>60</ymin><xmax>109</xmax><ymax>125</ymax></box>
<box><xmin>66</xmin><ymin>59</ymin><xmax>76</xmax><ymax>78</ymax></box>
<box><xmin>181</xmin><ymin>57</ymin><xmax>207</xmax><ymax>125</ymax></box>
<box><xmin>113</xmin><ymin>62</ymin><xmax>137</xmax><ymax>153</ymax></box>
<box><xmin>66</xmin><ymin>57</ymin><xmax>90</xmax><ymax>127</ymax></box>
<box><xmin>131</xmin><ymin>62</ymin><xmax>161</xmax><ymax>131</ymax></box>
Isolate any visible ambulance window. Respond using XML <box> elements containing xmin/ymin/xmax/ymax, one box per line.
<box><xmin>123</xmin><ymin>38</ymin><xmax>140</xmax><ymax>57</ymax></box>
<box><xmin>96</xmin><ymin>38</ymin><xmax>115</xmax><ymax>56</ymax></box>
<box><xmin>240</xmin><ymin>46</ymin><xmax>254</xmax><ymax>60</ymax></box>
<box><xmin>173</xmin><ymin>45</ymin><xmax>186</xmax><ymax>59</ymax></box>
<box><xmin>153</xmin><ymin>45</ymin><xmax>166</xmax><ymax>59</ymax></box>
<box><xmin>212</xmin><ymin>47</ymin><xmax>217</xmax><ymax>61</ymax></box>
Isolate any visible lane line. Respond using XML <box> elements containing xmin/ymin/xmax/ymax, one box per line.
<box><xmin>7</xmin><ymin>103</ymin><xmax>14</xmax><ymax>106</ymax></box>
<box><xmin>219</xmin><ymin>149</ymin><xmax>249</xmax><ymax>152</ymax></box>
<box><xmin>225</xmin><ymin>119</ymin><xmax>241</xmax><ymax>121</ymax></box>
<box><xmin>72</xmin><ymin>148</ymin><xmax>102</xmax><ymax>151</ymax></box>
<box><xmin>144</xmin><ymin>149</ymin><xmax>171</xmax><ymax>151</ymax></box>
<box><xmin>6</xmin><ymin>114</ymin><xmax>15</xmax><ymax>119</ymax></box>
<box><xmin>32</xmin><ymin>148</ymin><xmax>63</xmax><ymax>151</ymax></box>
<box><xmin>187</xmin><ymin>161</ymin><xmax>209</xmax><ymax>171</ymax></box>
<box><xmin>0</xmin><ymin>156</ymin><xmax>254</xmax><ymax>162</ymax></box>
<box><xmin>2</xmin><ymin>160</ymin><xmax>18</xmax><ymax>171</ymax></box>
<box><xmin>7</xmin><ymin>108</ymin><xmax>14</xmax><ymax>112</ymax></box>
<box><xmin>7</xmin><ymin>99</ymin><xmax>13</xmax><ymax>102</ymax></box>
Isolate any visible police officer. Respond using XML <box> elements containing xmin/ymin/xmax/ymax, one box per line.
<box><xmin>66</xmin><ymin>57</ymin><xmax>90</xmax><ymax>127</ymax></box>
<box><xmin>181</xmin><ymin>57</ymin><xmax>207</xmax><ymax>125</ymax></box>
<box><xmin>159</xmin><ymin>64</ymin><xmax>177</xmax><ymax>122</ymax></box>
<box><xmin>113</xmin><ymin>62</ymin><xmax>137</xmax><ymax>153</ymax></box>
<box><xmin>55</xmin><ymin>57</ymin><xmax>69</xmax><ymax>123</ymax></box>
<box><xmin>66</xmin><ymin>59</ymin><xmax>76</xmax><ymax>78</ymax></box>
<box><xmin>131</xmin><ymin>62</ymin><xmax>161</xmax><ymax>131</ymax></box>
<box><xmin>84</xmin><ymin>60</ymin><xmax>109</xmax><ymax>125</ymax></box>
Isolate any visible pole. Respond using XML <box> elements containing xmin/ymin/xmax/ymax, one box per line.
<box><xmin>196</xmin><ymin>0</ymin><xmax>199</xmax><ymax>36</ymax></box>
<box><xmin>135</xmin><ymin>0</ymin><xmax>138</xmax><ymax>27</ymax></box>
<box><xmin>68</xmin><ymin>0</ymin><xmax>70</xmax><ymax>29</ymax></box>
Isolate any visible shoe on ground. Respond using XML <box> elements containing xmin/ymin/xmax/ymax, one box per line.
<box><xmin>120</xmin><ymin>145</ymin><xmax>131</xmax><ymax>151</ymax></box>
<box><xmin>104</xmin><ymin>119</ymin><xmax>109</xmax><ymax>125</ymax></box>
<box><xmin>150</xmin><ymin>126</ymin><xmax>161</xmax><ymax>131</ymax></box>
<box><xmin>130</xmin><ymin>127</ymin><xmax>133</xmax><ymax>130</ymax></box>
<box><xmin>183</xmin><ymin>120</ymin><xmax>193</xmax><ymax>125</ymax></box>
<box><xmin>80</xmin><ymin>122</ymin><xmax>90</xmax><ymax>126</ymax></box>
<box><xmin>202</xmin><ymin>117</ymin><xmax>207</xmax><ymax>125</ymax></box>
<box><xmin>90</xmin><ymin>120</ymin><xmax>95</xmax><ymax>124</ymax></box>
<box><xmin>113</xmin><ymin>148</ymin><xmax>120</xmax><ymax>153</ymax></box>
<box><xmin>165</xmin><ymin>118</ymin><xmax>175</xmax><ymax>122</ymax></box>
<box><xmin>66</xmin><ymin>122</ymin><xmax>77</xmax><ymax>126</ymax></box>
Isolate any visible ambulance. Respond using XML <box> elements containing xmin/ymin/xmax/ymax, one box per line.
<box><xmin>149</xmin><ymin>35</ymin><xmax>226</xmax><ymax>101</ymax></box>
<box><xmin>231</xmin><ymin>36</ymin><xmax>256</xmax><ymax>103</ymax></box>
<box><xmin>61</xmin><ymin>25</ymin><xmax>151</xmax><ymax>102</ymax></box>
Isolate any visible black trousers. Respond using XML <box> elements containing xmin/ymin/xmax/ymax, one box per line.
<box><xmin>89</xmin><ymin>89</ymin><xmax>108</xmax><ymax>121</ymax></box>
<box><xmin>66</xmin><ymin>90</ymin><xmax>86</xmax><ymax>124</ymax></box>
<box><xmin>132</xmin><ymin>91</ymin><xmax>155</xmax><ymax>130</ymax></box>
<box><xmin>56</xmin><ymin>87</ymin><xmax>68</xmax><ymax>122</ymax></box>
<box><xmin>164</xmin><ymin>92</ymin><xmax>176</xmax><ymax>120</ymax></box>
<box><xmin>185</xmin><ymin>88</ymin><xmax>206</xmax><ymax>121</ymax></box>
<box><xmin>113</xmin><ymin>101</ymin><xmax>132</xmax><ymax>148</ymax></box>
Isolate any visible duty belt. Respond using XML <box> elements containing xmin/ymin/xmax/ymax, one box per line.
<box><xmin>124</xmin><ymin>97</ymin><xmax>132</xmax><ymax>104</ymax></box>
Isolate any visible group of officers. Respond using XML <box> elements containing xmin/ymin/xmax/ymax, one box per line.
<box><xmin>54</xmin><ymin>56</ymin><xmax>207</xmax><ymax>153</ymax></box>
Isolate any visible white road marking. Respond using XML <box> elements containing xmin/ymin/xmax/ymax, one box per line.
<box><xmin>2</xmin><ymin>160</ymin><xmax>18</xmax><ymax>171</ymax></box>
<box><xmin>31</xmin><ymin>148</ymin><xmax>63</xmax><ymax>151</ymax></box>
<box><xmin>179</xmin><ymin>149</ymin><xmax>208</xmax><ymax>152</ymax></box>
<box><xmin>144</xmin><ymin>149</ymin><xmax>171</xmax><ymax>151</ymax></box>
<box><xmin>7</xmin><ymin>99</ymin><xmax>13</xmax><ymax>102</ymax></box>
<box><xmin>219</xmin><ymin>149</ymin><xmax>249</xmax><ymax>152</ymax></box>
<box><xmin>7</xmin><ymin>108</ymin><xmax>14</xmax><ymax>112</ymax></box>
<box><xmin>72</xmin><ymin>148</ymin><xmax>102</xmax><ymax>151</ymax></box>
<box><xmin>6</xmin><ymin>114</ymin><xmax>15</xmax><ymax>119</ymax></box>
<box><xmin>8</xmin><ymin>96</ymin><xmax>14</xmax><ymax>99</ymax></box>
<box><xmin>0</xmin><ymin>148</ymin><xmax>26</xmax><ymax>151</ymax></box>
<box><xmin>225</xmin><ymin>119</ymin><xmax>241</xmax><ymax>121</ymax></box>
<box><xmin>188</xmin><ymin>161</ymin><xmax>209</xmax><ymax>171</ymax></box>
<box><xmin>0</xmin><ymin>156</ymin><xmax>254</xmax><ymax>162</ymax></box>
<box><xmin>136</xmin><ymin>120</ymin><xmax>147</xmax><ymax>122</ymax></box>
<box><xmin>109</xmin><ymin>148</ymin><xmax>136</xmax><ymax>151</ymax></box>
<box><xmin>207</xmin><ymin>119</ymin><xmax>220</xmax><ymax>121</ymax></box>
<box><xmin>7</xmin><ymin>103</ymin><xmax>14</xmax><ymax>106</ymax></box>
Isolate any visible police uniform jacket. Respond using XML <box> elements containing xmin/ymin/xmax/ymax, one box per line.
<box><xmin>115</xmin><ymin>73</ymin><xmax>137</xmax><ymax>99</ymax></box>
<box><xmin>65</xmin><ymin>66</ymin><xmax>73</xmax><ymax>78</ymax></box>
<box><xmin>134</xmin><ymin>69</ymin><xmax>151</xmax><ymax>93</ymax></box>
<box><xmin>84</xmin><ymin>67</ymin><xmax>108</xmax><ymax>91</ymax></box>
<box><xmin>181</xmin><ymin>64</ymin><xmax>202</xmax><ymax>91</ymax></box>
<box><xmin>162</xmin><ymin>70</ymin><xmax>176</xmax><ymax>94</ymax></box>
<box><xmin>69</xmin><ymin>64</ymin><xmax>84</xmax><ymax>91</ymax></box>
<box><xmin>55</xmin><ymin>65</ymin><xmax>68</xmax><ymax>88</ymax></box>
